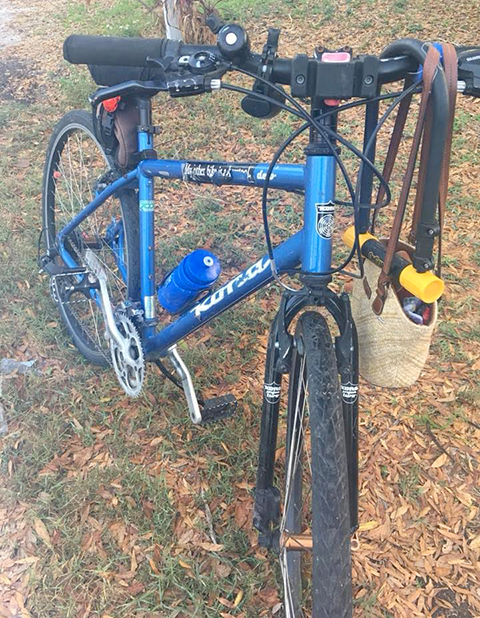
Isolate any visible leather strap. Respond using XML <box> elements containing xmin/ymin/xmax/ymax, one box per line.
<box><xmin>409</xmin><ymin>43</ymin><xmax>457</xmax><ymax>257</ymax></box>
<box><xmin>436</xmin><ymin>43</ymin><xmax>458</xmax><ymax>276</ymax></box>
<box><xmin>374</xmin><ymin>80</ymin><xmax>414</xmax><ymax>210</ymax></box>
<box><xmin>372</xmin><ymin>46</ymin><xmax>440</xmax><ymax>315</ymax></box>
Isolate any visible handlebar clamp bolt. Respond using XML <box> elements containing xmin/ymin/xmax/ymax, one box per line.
<box><xmin>364</xmin><ymin>75</ymin><xmax>374</xmax><ymax>86</ymax></box>
<box><xmin>296</xmin><ymin>74</ymin><xmax>306</xmax><ymax>85</ymax></box>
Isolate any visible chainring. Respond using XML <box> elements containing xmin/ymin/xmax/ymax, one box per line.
<box><xmin>110</xmin><ymin>314</ymin><xmax>145</xmax><ymax>397</ymax></box>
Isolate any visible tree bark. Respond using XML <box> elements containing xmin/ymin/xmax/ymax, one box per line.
<box><xmin>163</xmin><ymin>0</ymin><xmax>182</xmax><ymax>40</ymax></box>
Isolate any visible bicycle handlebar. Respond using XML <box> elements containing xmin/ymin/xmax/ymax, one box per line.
<box><xmin>61</xmin><ymin>23</ymin><xmax>480</xmax><ymax>289</ymax></box>
<box><xmin>64</xmin><ymin>24</ymin><xmax>480</xmax><ymax>101</ymax></box>
<box><xmin>63</xmin><ymin>34</ymin><xmax>169</xmax><ymax>67</ymax></box>
<box><xmin>63</xmin><ymin>33</ymin><xmax>418</xmax><ymax>91</ymax></box>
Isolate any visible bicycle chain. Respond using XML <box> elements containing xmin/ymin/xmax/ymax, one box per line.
<box><xmin>51</xmin><ymin>234</ymin><xmax>112</xmax><ymax>365</ymax></box>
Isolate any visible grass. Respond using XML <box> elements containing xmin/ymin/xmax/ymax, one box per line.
<box><xmin>398</xmin><ymin>465</ymin><xmax>422</xmax><ymax>502</ymax></box>
<box><xmin>64</xmin><ymin>0</ymin><xmax>156</xmax><ymax>37</ymax></box>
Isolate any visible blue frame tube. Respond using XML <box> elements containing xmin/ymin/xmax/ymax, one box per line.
<box><xmin>55</xmin><ymin>157</ymin><xmax>313</xmax><ymax>361</ymax></box>
<box><xmin>57</xmin><ymin>160</ymin><xmax>305</xmax><ymax>268</ymax></box>
<box><xmin>143</xmin><ymin>230</ymin><xmax>303</xmax><ymax>359</ymax></box>
<box><xmin>302</xmin><ymin>154</ymin><xmax>336</xmax><ymax>273</ymax></box>
<box><xmin>138</xmin><ymin>131</ymin><xmax>156</xmax><ymax>334</ymax></box>
<box><xmin>139</xmin><ymin>160</ymin><xmax>304</xmax><ymax>192</ymax></box>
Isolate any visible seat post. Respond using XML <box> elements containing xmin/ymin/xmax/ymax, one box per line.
<box><xmin>135</xmin><ymin>96</ymin><xmax>157</xmax><ymax>332</ymax></box>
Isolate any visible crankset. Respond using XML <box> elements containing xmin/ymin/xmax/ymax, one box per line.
<box><xmin>83</xmin><ymin>248</ymin><xmax>145</xmax><ymax>396</ymax></box>
<box><xmin>110</xmin><ymin>312</ymin><xmax>145</xmax><ymax>397</ymax></box>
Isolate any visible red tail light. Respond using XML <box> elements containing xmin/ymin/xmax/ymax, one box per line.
<box><xmin>102</xmin><ymin>96</ymin><xmax>121</xmax><ymax>113</ymax></box>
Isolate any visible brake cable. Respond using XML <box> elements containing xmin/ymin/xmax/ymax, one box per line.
<box><xmin>224</xmin><ymin>71</ymin><xmax>422</xmax><ymax>286</ymax></box>
<box><xmin>232</xmin><ymin>65</ymin><xmax>394</xmax><ymax>208</ymax></box>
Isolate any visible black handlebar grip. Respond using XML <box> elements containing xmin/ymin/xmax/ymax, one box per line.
<box><xmin>63</xmin><ymin>35</ymin><xmax>167</xmax><ymax>67</ymax></box>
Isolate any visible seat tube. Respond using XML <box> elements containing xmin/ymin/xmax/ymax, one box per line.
<box><xmin>136</xmin><ymin>97</ymin><xmax>156</xmax><ymax>336</ymax></box>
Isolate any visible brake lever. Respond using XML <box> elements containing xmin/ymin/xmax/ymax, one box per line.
<box><xmin>89</xmin><ymin>81</ymin><xmax>167</xmax><ymax>106</ymax></box>
<box><xmin>241</xmin><ymin>28</ymin><xmax>286</xmax><ymax>119</ymax></box>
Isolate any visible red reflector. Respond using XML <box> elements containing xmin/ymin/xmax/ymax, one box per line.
<box><xmin>321</xmin><ymin>52</ymin><xmax>351</xmax><ymax>63</ymax></box>
<box><xmin>103</xmin><ymin>96</ymin><xmax>121</xmax><ymax>113</ymax></box>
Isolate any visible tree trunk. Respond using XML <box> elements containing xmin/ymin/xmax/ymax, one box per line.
<box><xmin>163</xmin><ymin>0</ymin><xmax>182</xmax><ymax>40</ymax></box>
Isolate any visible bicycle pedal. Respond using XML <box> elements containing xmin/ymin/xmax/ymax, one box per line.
<box><xmin>199</xmin><ymin>394</ymin><xmax>238</xmax><ymax>425</ymax></box>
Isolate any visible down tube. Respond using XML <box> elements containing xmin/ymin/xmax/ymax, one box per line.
<box><xmin>144</xmin><ymin>231</ymin><xmax>303</xmax><ymax>360</ymax></box>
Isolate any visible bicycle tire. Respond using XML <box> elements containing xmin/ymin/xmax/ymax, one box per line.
<box><xmin>281</xmin><ymin>311</ymin><xmax>352</xmax><ymax>617</ymax></box>
<box><xmin>42</xmin><ymin>110</ymin><xmax>140</xmax><ymax>366</ymax></box>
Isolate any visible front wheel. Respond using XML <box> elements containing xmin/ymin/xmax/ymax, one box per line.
<box><xmin>280</xmin><ymin>312</ymin><xmax>352</xmax><ymax>617</ymax></box>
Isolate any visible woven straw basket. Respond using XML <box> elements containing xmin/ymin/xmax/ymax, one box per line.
<box><xmin>351</xmin><ymin>259</ymin><xmax>437</xmax><ymax>388</ymax></box>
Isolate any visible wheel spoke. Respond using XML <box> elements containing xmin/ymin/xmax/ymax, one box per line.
<box><xmin>43</xmin><ymin>113</ymin><xmax>134</xmax><ymax>365</ymax></box>
<box><xmin>280</xmin><ymin>352</ymin><xmax>310</xmax><ymax>618</ymax></box>
<box><xmin>65</xmin><ymin>136</ymin><xmax>86</xmax><ymax>211</ymax></box>
<box><xmin>281</xmin><ymin>355</ymin><xmax>307</xmax><ymax>533</ymax></box>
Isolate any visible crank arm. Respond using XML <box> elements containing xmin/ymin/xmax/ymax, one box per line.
<box><xmin>83</xmin><ymin>248</ymin><xmax>124</xmax><ymax>348</ymax></box>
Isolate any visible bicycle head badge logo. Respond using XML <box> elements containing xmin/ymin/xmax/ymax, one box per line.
<box><xmin>264</xmin><ymin>382</ymin><xmax>281</xmax><ymax>404</ymax></box>
<box><xmin>316</xmin><ymin>202</ymin><xmax>335</xmax><ymax>239</ymax></box>
<box><xmin>341</xmin><ymin>381</ymin><xmax>358</xmax><ymax>404</ymax></box>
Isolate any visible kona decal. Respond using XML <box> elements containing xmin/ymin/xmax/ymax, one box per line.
<box><xmin>316</xmin><ymin>202</ymin><xmax>335</xmax><ymax>238</ymax></box>
<box><xmin>264</xmin><ymin>382</ymin><xmax>281</xmax><ymax>404</ymax></box>
<box><xmin>341</xmin><ymin>381</ymin><xmax>358</xmax><ymax>404</ymax></box>
<box><xmin>192</xmin><ymin>256</ymin><xmax>271</xmax><ymax>318</ymax></box>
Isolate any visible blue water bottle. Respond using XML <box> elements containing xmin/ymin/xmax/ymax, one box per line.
<box><xmin>157</xmin><ymin>249</ymin><xmax>221</xmax><ymax>314</ymax></box>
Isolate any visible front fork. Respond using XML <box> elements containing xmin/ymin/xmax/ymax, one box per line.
<box><xmin>253</xmin><ymin>288</ymin><xmax>359</xmax><ymax>549</ymax></box>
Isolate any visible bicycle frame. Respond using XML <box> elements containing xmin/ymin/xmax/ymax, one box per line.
<box><xmin>57</xmin><ymin>104</ymin><xmax>339</xmax><ymax>361</ymax></box>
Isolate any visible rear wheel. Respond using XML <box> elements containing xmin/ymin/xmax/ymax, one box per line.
<box><xmin>280</xmin><ymin>312</ymin><xmax>352</xmax><ymax>617</ymax></box>
<box><xmin>42</xmin><ymin>110</ymin><xmax>140</xmax><ymax>365</ymax></box>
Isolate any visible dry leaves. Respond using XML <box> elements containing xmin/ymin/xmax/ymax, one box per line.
<box><xmin>0</xmin><ymin>502</ymin><xmax>38</xmax><ymax>618</ymax></box>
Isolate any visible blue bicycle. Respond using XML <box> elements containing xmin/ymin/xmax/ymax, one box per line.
<box><xmin>40</xmin><ymin>18</ymin><xmax>480</xmax><ymax>616</ymax></box>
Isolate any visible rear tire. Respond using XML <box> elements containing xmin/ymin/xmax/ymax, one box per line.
<box><xmin>280</xmin><ymin>311</ymin><xmax>352</xmax><ymax>617</ymax></box>
<box><xmin>42</xmin><ymin>110</ymin><xmax>140</xmax><ymax>365</ymax></box>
